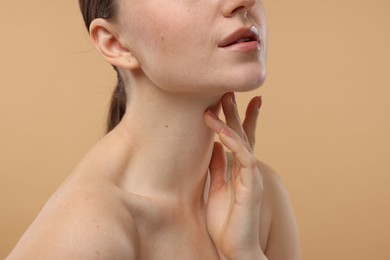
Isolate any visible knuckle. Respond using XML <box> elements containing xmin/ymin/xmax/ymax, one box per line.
<box><xmin>249</xmin><ymin>134</ymin><xmax>255</xmax><ymax>144</ymax></box>
<box><xmin>247</xmin><ymin>154</ymin><xmax>258</xmax><ymax>167</ymax></box>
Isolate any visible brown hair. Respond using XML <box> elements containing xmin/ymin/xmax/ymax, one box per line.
<box><xmin>78</xmin><ymin>0</ymin><xmax>127</xmax><ymax>133</ymax></box>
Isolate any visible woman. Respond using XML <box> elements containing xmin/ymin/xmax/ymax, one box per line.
<box><xmin>8</xmin><ymin>0</ymin><xmax>301</xmax><ymax>259</ymax></box>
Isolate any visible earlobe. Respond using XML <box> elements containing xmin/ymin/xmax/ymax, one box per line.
<box><xmin>89</xmin><ymin>18</ymin><xmax>140</xmax><ymax>70</ymax></box>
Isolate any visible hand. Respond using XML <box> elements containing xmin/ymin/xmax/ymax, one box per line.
<box><xmin>204</xmin><ymin>93</ymin><xmax>266</xmax><ymax>260</ymax></box>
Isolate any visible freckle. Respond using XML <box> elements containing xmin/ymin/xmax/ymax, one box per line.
<box><xmin>165</xmin><ymin>125</ymin><xmax>169</xmax><ymax>128</ymax></box>
<box><xmin>161</xmin><ymin>36</ymin><xmax>165</xmax><ymax>41</ymax></box>
<box><xmin>96</xmin><ymin>225</ymin><xmax>100</xmax><ymax>229</ymax></box>
<box><xmin>96</xmin><ymin>250</ymin><xmax>100</xmax><ymax>255</ymax></box>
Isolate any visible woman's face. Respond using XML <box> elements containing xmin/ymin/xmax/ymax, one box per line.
<box><xmin>116</xmin><ymin>0</ymin><xmax>267</xmax><ymax>93</ymax></box>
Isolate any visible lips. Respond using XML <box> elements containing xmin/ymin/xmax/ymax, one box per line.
<box><xmin>218</xmin><ymin>26</ymin><xmax>260</xmax><ymax>48</ymax></box>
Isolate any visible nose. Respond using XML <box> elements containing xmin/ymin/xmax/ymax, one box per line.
<box><xmin>222</xmin><ymin>0</ymin><xmax>256</xmax><ymax>18</ymax></box>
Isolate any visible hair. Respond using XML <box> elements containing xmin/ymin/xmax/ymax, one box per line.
<box><xmin>78</xmin><ymin>0</ymin><xmax>127</xmax><ymax>133</ymax></box>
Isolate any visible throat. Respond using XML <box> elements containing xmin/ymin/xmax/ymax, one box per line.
<box><xmin>115</xmin><ymin>94</ymin><xmax>220</xmax><ymax>205</ymax></box>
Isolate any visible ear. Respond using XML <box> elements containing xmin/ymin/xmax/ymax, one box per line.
<box><xmin>89</xmin><ymin>18</ymin><xmax>140</xmax><ymax>70</ymax></box>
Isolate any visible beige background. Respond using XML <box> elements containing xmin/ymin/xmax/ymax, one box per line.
<box><xmin>1</xmin><ymin>0</ymin><xmax>389</xmax><ymax>259</ymax></box>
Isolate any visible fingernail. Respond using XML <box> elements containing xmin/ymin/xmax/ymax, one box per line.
<box><xmin>258</xmin><ymin>96</ymin><xmax>262</xmax><ymax>109</ymax></box>
<box><xmin>231</xmin><ymin>92</ymin><xmax>236</xmax><ymax>105</ymax></box>
<box><xmin>206</xmin><ymin>110</ymin><xmax>219</xmax><ymax>120</ymax></box>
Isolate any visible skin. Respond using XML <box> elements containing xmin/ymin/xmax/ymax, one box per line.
<box><xmin>7</xmin><ymin>0</ymin><xmax>301</xmax><ymax>259</ymax></box>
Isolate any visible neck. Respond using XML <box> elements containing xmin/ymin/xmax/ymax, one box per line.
<box><xmin>115</xmin><ymin>80</ymin><xmax>223</xmax><ymax>208</ymax></box>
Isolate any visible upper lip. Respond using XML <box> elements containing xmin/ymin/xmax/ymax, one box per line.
<box><xmin>218</xmin><ymin>26</ymin><xmax>260</xmax><ymax>47</ymax></box>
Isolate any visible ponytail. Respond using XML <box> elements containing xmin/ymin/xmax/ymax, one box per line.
<box><xmin>77</xmin><ymin>0</ymin><xmax>125</xmax><ymax>133</ymax></box>
<box><xmin>106</xmin><ymin>66</ymin><xmax>127</xmax><ymax>133</ymax></box>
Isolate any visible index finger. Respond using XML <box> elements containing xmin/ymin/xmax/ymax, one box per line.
<box><xmin>242</xmin><ymin>96</ymin><xmax>262</xmax><ymax>151</ymax></box>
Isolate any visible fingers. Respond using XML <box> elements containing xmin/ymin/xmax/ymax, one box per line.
<box><xmin>220</xmin><ymin>92</ymin><xmax>261</xmax><ymax>151</ymax></box>
<box><xmin>208</xmin><ymin>142</ymin><xmax>227</xmax><ymax>192</ymax></box>
<box><xmin>222</xmin><ymin>93</ymin><xmax>245</xmax><ymax>139</ymax></box>
<box><xmin>204</xmin><ymin>110</ymin><xmax>256</xmax><ymax>168</ymax></box>
<box><xmin>204</xmin><ymin>93</ymin><xmax>261</xmax><ymax>168</ymax></box>
<box><xmin>243</xmin><ymin>96</ymin><xmax>262</xmax><ymax>151</ymax></box>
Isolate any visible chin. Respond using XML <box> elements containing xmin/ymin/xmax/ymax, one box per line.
<box><xmin>224</xmin><ymin>66</ymin><xmax>267</xmax><ymax>92</ymax></box>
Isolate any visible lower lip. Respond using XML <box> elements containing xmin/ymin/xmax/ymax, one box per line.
<box><xmin>220</xmin><ymin>41</ymin><xmax>261</xmax><ymax>52</ymax></box>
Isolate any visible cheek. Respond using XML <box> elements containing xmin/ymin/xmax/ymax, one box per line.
<box><xmin>131</xmin><ymin>19</ymin><xmax>165</xmax><ymax>60</ymax></box>
<box><xmin>137</xmin><ymin>19</ymin><xmax>198</xmax><ymax>59</ymax></box>
<box><xmin>120</xmin><ymin>4</ymin><xmax>167</xmax><ymax>64</ymax></box>
<box><xmin>126</xmin><ymin>2</ymin><xmax>209</xmax><ymax>61</ymax></box>
<box><xmin>125</xmin><ymin>18</ymin><xmax>190</xmax><ymax>89</ymax></box>
<box><xmin>129</xmin><ymin>10</ymin><xmax>209</xmax><ymax>80</ymax></box>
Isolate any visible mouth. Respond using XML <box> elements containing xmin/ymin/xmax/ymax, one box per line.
<box><xmin>218</xmin><ymin>26</ymin><xmax>261</xmax><ymax>49</ymax></box>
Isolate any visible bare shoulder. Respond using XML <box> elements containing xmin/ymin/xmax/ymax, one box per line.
<box><xmin>7</xmin><ymin>183</ymin><xmax>139</xmax><ymax>260</ymax></box>
<box><xmin>256</xmin><ymin>160</ymin><xmax>302</xmax><ymax>260</ymax></box>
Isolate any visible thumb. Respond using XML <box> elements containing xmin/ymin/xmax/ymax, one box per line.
<box><xmin>208</xmin><ymin>142</ymin><xmax>227</xmax><ymax>193</ymax></box>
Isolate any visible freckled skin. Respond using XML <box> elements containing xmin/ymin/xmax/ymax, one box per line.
<box><xmin>116</xmin><ymin>0</ymin><xmax>267</xmax><ymax>93</ymax></box>
<box><xmin>6</xmin><ymin>0</ymin><xmax>301</xmax><ymax>259</ymax></box>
